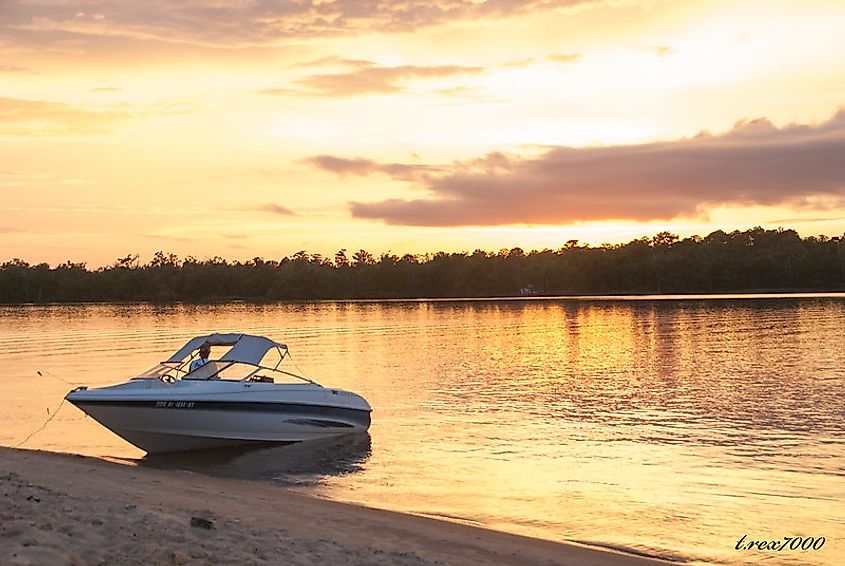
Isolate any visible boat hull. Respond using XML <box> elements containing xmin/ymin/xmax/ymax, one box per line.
<box><xmin>70</xmin><ymin>399</ymin><xmax>371</xmax><ymax>453</ymax></box>
<box><xmin>67</xmin><ymin>380</ymin><xmax>372</xmax><ymax>453</ymax></box>
<box><xmin>93</xmin><ymin>426</ymin><xmax>294</xmax><ymax>453</ymax></box>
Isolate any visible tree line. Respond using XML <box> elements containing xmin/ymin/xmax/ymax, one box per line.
<box><xmin>2</xmin><ymin>227</ymin><xmax>844</xmax><ymax>303</ymax></box>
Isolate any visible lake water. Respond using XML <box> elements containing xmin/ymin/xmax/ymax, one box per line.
<box><xmin>2</xmin><ymin>296</ymin><xmax>844</xmax><ymax>565</ymax></box>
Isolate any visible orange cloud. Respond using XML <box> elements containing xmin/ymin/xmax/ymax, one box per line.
<box><xmin>546</xmin><ymin>53</ymin><xmax>581</xmax><ymax>64</ymax></box>
<box><xmin>306</xmin><ymin>110</ymin><xmax>845</xmax><ymax>226</ymax></box>
<box><xmin>0</xmin><ymin>97</ymin><xmax>195</xmax><ymax>137</ymax></box>
<box><xmin>0</xmin><ymin>96</ymin><xmax>133</xmax><ymax>136</ymax></box>
<box><xmin>263</xmin><ymin>60</ymin><xmax>485</xmax><ymax>97</ymax></box>
<box><xmin>260</xmin><ymin>204</ymin><xmax>297</xmax><ymax>216</ymax></box>
<box><xmin>4</xmin><ymin>1</ymin><xmax>602</xmax><ymax>47</ymax></box>
<box><xmin>301</xmin><ymin>156</ymin><xmax>441</xmax><ymax>181</ymax></box>
<box><xmin>0</xmin><ymin>64</ymin><xmax>35</xmax><ymax>73</ymax></box>
<box><xmin>651</xmin><ymin>45</ymin><xmax>675</xmax><ymax>57</ymax></box>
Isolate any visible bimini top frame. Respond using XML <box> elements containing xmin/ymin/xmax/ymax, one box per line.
<box><xmin>134</xmin><ymin>333</ymin><xmax>315</xmax><ymax>384</ymax></box>
<box><xmin>167</xmin><ymin>333</ymin><xmax>286</xmax><ymax>366</ymax></box>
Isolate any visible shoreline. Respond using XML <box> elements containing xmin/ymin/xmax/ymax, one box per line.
<box><xmin>1</xmin><ymin>447</ymin><xmax>670</xmax><ymax>565</ymax></box>
<box><xmin>2</xmin><ymin>290</ymin><xmax>844</xmax><ymax>308</ymax></box>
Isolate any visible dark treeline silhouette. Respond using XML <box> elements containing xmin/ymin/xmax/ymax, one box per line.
<box><xmin>2</xmin><ymin>227</ymin><xmax>845</xmax><ymax>303</ymax></box>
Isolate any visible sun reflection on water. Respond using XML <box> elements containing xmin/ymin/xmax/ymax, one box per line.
<box><xmin>2</xmin><ymin>296</ymin><xmax>844</xmax><ymax>565</ymax></box>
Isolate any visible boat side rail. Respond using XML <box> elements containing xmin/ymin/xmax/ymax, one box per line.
<box><xmin>243</xmin><ymin>364</ymin><xmax>318</xmax><ymax>385</ymax></box>
<box><xmin>177</xmin><ymin>359</ymin><xmax>317</xmax><ymax>385</ymax></box>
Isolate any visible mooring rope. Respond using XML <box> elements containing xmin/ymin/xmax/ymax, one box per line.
<box><xmin>36</xmin><ymin>369</ymin><xmax>80</xmax><ymax>387</ymax></box>
<box><xmin>16</xmin><ymin>397</ymin><xmax>67</xmax><ymax>448</ymax></box>
<box><xmin>15</xmin><ymin>370</ymin><xmax>82</xmax><ymax>448</ymax></box>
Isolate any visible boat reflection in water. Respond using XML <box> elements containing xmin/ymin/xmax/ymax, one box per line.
<box><xmin>137</xmin><ymin>433</ymin><xmax>373</xmax><ymax>487</ymax></box>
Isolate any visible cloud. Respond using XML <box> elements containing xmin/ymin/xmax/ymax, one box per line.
<box><xmin>0</xmin><ymin>96</ymin><xmax>133</xmax><ymax>136</ymax></box>
<box><xmin>651</xmin><ymin>45</ymin><xmax>675</xmax><ymax>57</ymax></box>
<box><xmin>4</xmin><ymin>1</ymin><xmax>602</xmax><ymax>48</ymax></box>
<box><xmin>434</xmin><ymin>86</ymin><xmax>474</xmax><ymax>98</ymax></box>
<box><xmin>308</xmin><ymin>110</ymin><xmax>845</xmax><ymax>226</ymax></box>
<box><xmin>501</xmin><ymin>58</ymin><xmax>536</xmax><ymax>68</ymax></box>
<box><xmin>0</xmin><ymin>96</ymin><xmax>195</xmax><ymax>137</ymax></box>
<box><xmin>546</xmin><ymin>53</ymin><xmax>581</xmax><ymax>64</ymax></box>
<box><xmin>290</xmin><ymin>56</ymin><xmax>375</xmax><ymax>69</ymax></box>
<box><xmin>268</xmin><ymin>55</ymin><xmax>559</xmax><ymax>99</ymax></box>
<box><xmin>498</xmin><ymin>53</ymin><xmax>580</xmax><ymax>69</ymax></box>
<box><xmin>0</xmin><ymin>226</ymin><xmax>23</xmax><ymax>234</ymax></box>
<box><xmin>263</xmin><ymin>60</ymin><xmax>485</xmax><ymax>97</ymax></box>
<box><xmin>765</xmin><ymin>215</ymin><xmax>845</xmax><ymax>225</ymax></box>
<box><xmin>302</xmin><ymin>156</ymin><xmax>379</xmax><ymax>177</ymax></box>
<box><xmin>260</xmin><ymin>203</ymin><xmax>297</xmax><ymax>216</ymax></box>
<box><xmin>302</xmin><ymin>155</ymin><xmax>441</xmax><ymax>181</ymax></box>
<box><xmin>0</xmin><ymin>64</ymin><xmax>35</xmax><ymax>73</ymax></box>
<box><xmin>90</xmin><ymin>87</ymin><xmax>124</xmax><ymax>93</ymax></box>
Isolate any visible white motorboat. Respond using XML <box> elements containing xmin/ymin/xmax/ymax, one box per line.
<box><xmin>66</xmin><ymin>333</ymin><xmax>372</xmax><ymax>453</ymax></box>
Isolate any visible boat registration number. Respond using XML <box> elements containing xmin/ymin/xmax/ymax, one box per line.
<box><xmin>155</xmin><ymin>401</ymin><xmax>195</xmax><ymax>409</ymax></box>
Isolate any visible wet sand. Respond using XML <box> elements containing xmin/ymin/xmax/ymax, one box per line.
<box><xmin>1</xmin><ymin>447</ymin><xmax>668</xmax><ymax>565</ymax></box>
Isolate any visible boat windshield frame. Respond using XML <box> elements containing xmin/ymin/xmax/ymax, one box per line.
<box><xmin>180</xmin><ymin>358</ymin><xmax>316</xmax><ymax>384</ymax></box>
<box><xmin>132</xmin><ymin>335</ymin><xmax>316</xmax><ymax>385</ymax></box>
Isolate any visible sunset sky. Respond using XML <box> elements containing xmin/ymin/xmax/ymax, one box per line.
<box><xmin>2</xmin><ymin>0</ymin><xmax>845</xmax><ymax>267</ymax></box>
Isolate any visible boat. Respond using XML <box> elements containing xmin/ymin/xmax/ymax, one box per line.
<box><xmin>65</xmin><ymin>333</ymin><xmax>372</xmax><ymax>453</ymax></box>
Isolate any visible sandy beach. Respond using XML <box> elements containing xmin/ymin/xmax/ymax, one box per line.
<box><xmin>0</xmin><ymin>447</ymin><xmax>668</xmax><ymax>566</ymax></box>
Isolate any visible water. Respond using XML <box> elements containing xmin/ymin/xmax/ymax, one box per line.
<box><xmin>2</xmin><ymin>296</ymin><xmax>844</xmax><ymax>565</ymax></box>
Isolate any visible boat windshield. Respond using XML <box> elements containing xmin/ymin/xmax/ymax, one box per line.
<box><xmin>132</xmin><ymin>362</ymin><xmax>185</xmax><ymax>380</ymax></box>
<box><xmin>133</xmin><ymin>334</ymin><xmax>314</xmax><ymax>384</ymax></box>
<box><xmin>183</xmin><ymin>359</ymin><xmax>313</xmax><ymax>384</ymax></box>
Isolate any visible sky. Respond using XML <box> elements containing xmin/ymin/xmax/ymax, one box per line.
<box><xmin>2</xmin><ymin>0</ymin><xmax>845</xmax><ymax>267</ymax></box>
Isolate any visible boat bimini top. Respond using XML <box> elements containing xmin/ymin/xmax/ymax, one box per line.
<box><xmin>134</xmin><ymin>333</ymin><xmax>315</xmax><ymax>385</ymax></box>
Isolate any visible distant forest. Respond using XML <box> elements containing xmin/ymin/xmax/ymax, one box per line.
<box><xmin>2</xmin><ymin>227</ymin><xmax>844</xmax><ymax>303</ymax></box>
